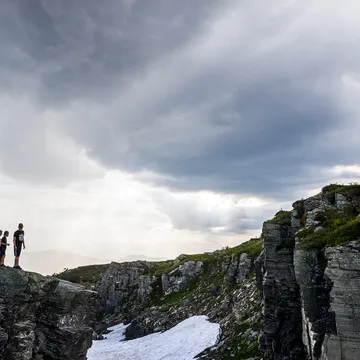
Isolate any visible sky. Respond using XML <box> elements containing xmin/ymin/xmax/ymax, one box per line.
<box><xmin>1</xmin><ymin>0</ymin><xmax>360</xmax><ymax>272</ymax></box>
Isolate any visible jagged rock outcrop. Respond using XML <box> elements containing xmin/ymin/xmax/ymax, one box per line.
<box><xmin>0</xmin><ymin>268</ymin><xmax>99</xmax><ymax>360</ymax></box>
<box><xmin>95</xmin><ymin>261</ymin><xmax>155</xmax><ymax>327</ymax></box>
<box><xmin>161</xmin><ymin>260</ymin><xmax>203</xmax><ymax>295</ymax></box>
<box><xmin>259</xmin><ymin>184</ymin><xmax>360</xmax><ymax>360</ymax></box>
<box><xmin>224</xmin><ymin>253</ymin><xmax>252</xmax><ymax>285</ymax></box>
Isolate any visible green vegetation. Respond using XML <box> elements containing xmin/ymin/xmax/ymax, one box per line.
<box><xmin>265</xmin><ymin>210</ymin><xmax>292</xmax><ymax>226</ymax></box>
<box><xmin>296</xmin><ymin>227</ymin><xmax>315</xmax><ymax>239</ymax></box>
<box><xmin>322</xmin><ymin>183</ymin><xmax>360</xmax><ymax>196</ymax></box>
<box><xmin>295</xmin><ymin>183</ymin><xmax>360</xmax><ymax>250</ymax></box>
<box><xmin>322</xmin><ymin>183</ymin><xmax>360</xmax><ymax>205</ymax></box>
<box><xmin>55</xmin><ymin>264</ymin><xmax>109</xmax><ymax>287</ymax></box>
<box><xmin>148</xmin><ymin>238</ymin><xmax>263</xmax><ymax>277</ymax></box>
<box><xmin>150</xmin><ymin>238</ymin><xmax>263</xmax><ymax>307</ymax></box>
<box><xmin>230</xmin><ymin>238</ymin><xmax>263</xmax><ymax>258</ymax></box>
<box><xmin>299</xmin><ymin>218</ymin><xmax>360</xmax><ymax>250</ymax></box>
<box><xmin>220</xmin><ymin>316</ymin><xmax>262</xmax><ymax>359</ymax></box>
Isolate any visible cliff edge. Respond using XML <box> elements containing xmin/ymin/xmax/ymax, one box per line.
<box><xmin>0</xmin><ymin>269</ymin><xmax>99</xmax><ymax>360</ymax></box>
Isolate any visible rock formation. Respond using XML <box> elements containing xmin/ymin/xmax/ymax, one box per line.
<box><xmin>258</xmin><ymin>184</ymin><xmax>360</xmax><ymax>360</ymax></box>
<box><xmin>0</xmin><ymin>269</ymin><xmax>99</xmax><ymax>360</ymax></box>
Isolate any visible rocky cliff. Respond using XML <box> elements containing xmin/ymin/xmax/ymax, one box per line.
<box><xmin>0</xmin><ymin>269</ymin><xmax>99</xmax><ymax>360</ymax></box>
<box><xmin>258</xmin><ymin>184</ymin><xmax>360</xmax><ymax>360</ymax></box>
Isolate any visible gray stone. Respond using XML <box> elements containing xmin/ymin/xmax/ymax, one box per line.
<box><xmin>0</xmin><ymin>269</ymin><xmax>99</xmax><ymax>360</ymax></box>
<box><xmin>96</xmin><ymin>261</ymin><xmax>154</xmax><ymax>322</ymax></box>
<box><xmin>258</xmin><ymin>222</ymin><xmax>305</xmax><ymax>359</ymax></box>
<box><xmin>335</xmin><ymin>193</ymin><xmax>349</xmax><ymax>210</ymax></box>
<box><xmin>294</xmin><ymin>247</ymin><xmax>336</xmax><ymax>359</ymax></box>
<box><xmin>320</xmin><ymin>242</ymin><xmax>360</xmax><ymax>360</ymax></box>
<box><xmin>162</xmin><ymin>261</ymin><xmax>203</xmax><ymax>295</ymax></box>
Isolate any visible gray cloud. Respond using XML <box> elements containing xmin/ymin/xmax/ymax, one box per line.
<box><xmin>1</xmin><ymin>0</ymin><xmax>360</xmax><ymax>199</ymax></box>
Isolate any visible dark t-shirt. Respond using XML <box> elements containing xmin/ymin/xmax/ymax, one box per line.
<box><xmin>14</xmin><ymin>230</ymin><xmax>25</xmax><ymax>247</ymax></box>
<box><xmin>1</xmin><ymin>236</ymin><xmax>7</xmax><ymax>252</ymax></box>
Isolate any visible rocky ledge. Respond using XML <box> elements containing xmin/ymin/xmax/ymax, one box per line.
<box><xmin>0</xmin><ymin>268</ymin><xmax>99</xmax><ymax>360</ymax></box>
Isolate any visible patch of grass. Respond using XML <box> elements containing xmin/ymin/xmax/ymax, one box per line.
<box><xmin>265</xmin><ymin>210</ymin><xmax>292</xmax><ymax>226</ymax></box>
<box><xmin>55</xmin><ymin>264</ymin><xmax>109</xmax><ymax>285</ymax></box>
<box><xmin>322</xmin><ymin>183</ymin><xmax>347</xmax><ymax>194</ymax></box>
<box><xmin>229</xmin><ymin>238</ymin><xmax>263</xmax><ymax>258</ymax></box>
<box><xmin>150</xmin><ymin>254</ymin><xmax>217</xmax><ymax>277</ymax></box>
<box><xmin>322</xmin><ymin>183</ymin><xmax>360</xmax><ymax>205</ymax></box>
<box><xmin>146</xmin><ymin>261</ymin><xmax>175</xmax><ymax>276</ymax></box>
<box><xmin>296</xmin><ymin>227</ymin><xmax>315</xmax><ymax>238</ymax></box>
<box><xmin>150</xmin><ymin>238</ymin><xmax>264</xmax><ymax>277</ymax></box>
<box><xmin>299</xmin><ymin>218</ymin><xmax>360</xmax><ymax>250</ymax></box>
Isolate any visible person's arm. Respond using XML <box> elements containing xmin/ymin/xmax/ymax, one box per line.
<box><xmin>23</xmin><ymin>239</ymin><xmax>26</xmax><ymax>249</ymax></box>
<box><xmin>13</xmin><ymin>235</ymin><xmax>16</xmax><ymax>248</ymax></box>
<box><xmin>0</xmin><ymin>238</ymin><xmax>5</xmax><ymax>246</ymax></box>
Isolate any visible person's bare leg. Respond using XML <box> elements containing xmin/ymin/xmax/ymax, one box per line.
<box><xmin>14</xmin><ymin>256</ymin><xmax>19</xmax><ymax>267</ymax></box>
<box><xmin>1</xmin><ymin>255</ymin><xmax>5</xmax><ymax>265</ymax></box>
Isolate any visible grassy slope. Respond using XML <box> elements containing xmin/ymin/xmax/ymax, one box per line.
<box><xmin>55</xmin><ymin>264</ymin><xmax>109</xmax><ymax>287</ymax></box>
<box><xmin>297</xmin><ymin>183</ymin><xmax>360</xmax><ymax>250</ymax></box>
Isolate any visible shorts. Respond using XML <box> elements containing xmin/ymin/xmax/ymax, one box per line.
<box><xmin>0</xmin><ymin>247</ymin><xmax>6</xmax><ymax>257</ymax></box>
<box><xmin>14</xmin><ymin>245</ymin><xmax>22</xmax><ymax>257</ymax></box>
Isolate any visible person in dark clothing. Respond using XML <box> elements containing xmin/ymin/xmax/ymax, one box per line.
<box><xmin>1</xmin><ymin>231</ymin><xmax>10</xmax><ymax>267</ymax></box>
<box><xmin>0</xmin><ymin>230</ymin><xmax>3</xmax><ymax>264</ymax></box>
<box><xmin>13</xmin><ymin>223</ymin><xmax>25</xmax><ymax>269</ymax></box>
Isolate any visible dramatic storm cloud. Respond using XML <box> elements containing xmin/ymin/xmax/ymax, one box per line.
<box><xmin>1</xmin><ymin>0</ymin><xmax>360</xmax><ymax>272</ymax></box>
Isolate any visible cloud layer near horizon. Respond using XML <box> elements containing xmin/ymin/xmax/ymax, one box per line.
<box><xmin>1</xmin><ymin>0</ymin><xmax>360</xmax><ymax>270</ymax></box>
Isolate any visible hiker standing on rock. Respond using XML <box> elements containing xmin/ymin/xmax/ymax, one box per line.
<box><xmin>1</xmin><ymin>231</ymin><xmax>10</xmax><ymax>267</ymax></box>
<box><xmin>13</xmin><ymin>223</ymin><xmax>25</xmax><ymax>269</ymax></box>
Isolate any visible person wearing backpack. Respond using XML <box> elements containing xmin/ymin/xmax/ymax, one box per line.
<box><xmin>1</xmin><ymin>230</ymin><xmax>10</xmax><ymax>267</ymax></box>
<box><xmin>13</xmin><ymin>223</ymin><xmax>25</xmax><ymax>269</ymax></box>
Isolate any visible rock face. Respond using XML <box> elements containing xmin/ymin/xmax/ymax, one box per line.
<box><xmin>95</xmin><ymin>261</ymin><xmax>155</xmax><ymax>325</ymax></box>
<box><xmin>161</xmin><ymin>260</ymin><xmax>203</xmax><ymax>295</ymax></box>
<box><xmin>258</xmin><ymin>222</ymin><xmax>305</xmax><ymax>359</ymax></box>
<box><xmin>258</xmin><ymin>185</ymin><xmax>360</xmax><ymax>360</ymax></box>
<box><xmin>0</xmin><ymin>269</ymin><xmax>99</xmax><ymax>360</ymax></box>
<box><xmin>321</xmin><ymin>242</ymin><xmax>360</xmax><ymax>360</ymax></box>
<box><xmin>224</xmin><ymin>253</ymin><xmax>252</xmax><ymax>285</ymax></box>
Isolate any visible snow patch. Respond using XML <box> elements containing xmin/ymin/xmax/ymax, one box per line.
<box><xmin>88</xmin><ymin>315</ymin><xmax>220</xmax><ymax>360</ymax></box>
